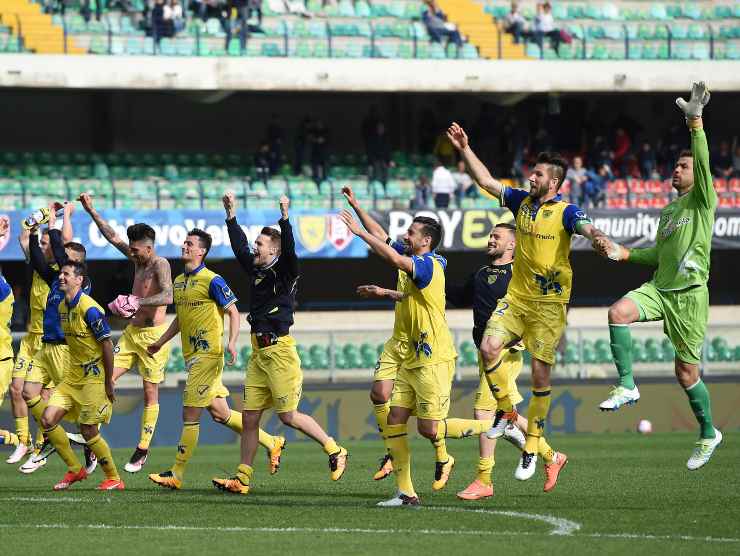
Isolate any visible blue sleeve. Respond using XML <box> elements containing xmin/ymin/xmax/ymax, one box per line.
<box><xmin>502</xmin><ymin>187</ymin><xmax>528</xmax><ymax>217</ymax></box>
<box><xmin>84</xmin><ymin>307</ymin><xmax>111</xmax><ymax>341</ymax></box>
<box><xmin>389</xmin><ymin>240</ymin><xmax>405</xmax><ymax>255</ymax></box>
<box><xmin>209</xmin><ymin>275</ymin><xmax>238</xmax><ymax>308</ymax></box>
<box><xmin>562</xmin><ymin>204</ymin><xmax>592</xmax><ymax>235</ymax></box>
<box><xmin>0</xmin><ymin>275</ymin><xmax>10</xmax><ymax>302</ymax></box>
<box><xmin>411</xmin><ymin>254</ymin><xmax>435</xmax><ymax>289</ymax></box>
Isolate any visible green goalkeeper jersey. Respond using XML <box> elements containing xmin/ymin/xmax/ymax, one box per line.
<box><xmin>629</xmin><ymin>128</ymin><xmax>717</xmax><ymax>291</ymax></box>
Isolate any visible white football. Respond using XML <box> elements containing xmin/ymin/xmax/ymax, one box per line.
<box><xmin>637</xmin><ymin>419</ymin><xmax>653</xmax><ymax>434</ymax></box>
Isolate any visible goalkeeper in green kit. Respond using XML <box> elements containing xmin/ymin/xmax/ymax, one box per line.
<box><xmin>596</xmin><ymin>82</ymin><xmax>722</xmax><ymax>470</ymax></box>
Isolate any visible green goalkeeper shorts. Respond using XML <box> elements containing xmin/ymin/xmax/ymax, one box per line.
<box><xmin>625</xmin><ymin>281</ymin><xmax>709</xmax><ymax>364</ymax></box>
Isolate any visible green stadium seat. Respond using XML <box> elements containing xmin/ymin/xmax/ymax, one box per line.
<box><xmin>650</xmin><ymin>3</ymin><xmax>669</xmax><ymax>20</ymax></box>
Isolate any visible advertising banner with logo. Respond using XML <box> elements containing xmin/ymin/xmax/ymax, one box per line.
<box><xmin>0</xmin><ymin>209</ymin><xmax>367</xmax><ymax>260</ymax></box>
<box><xmin>372</xmin><ymin>208</ymin><xmax>740</xmax><ymax>251</ymax></box>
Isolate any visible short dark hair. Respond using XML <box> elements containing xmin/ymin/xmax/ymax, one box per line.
<box><xmin>260</xmin><ymin>226</ymin><xmax>281</xmax><ymax>245</ymax></box>
<box><xmin>413</xmin><ymin>216</ymin><xmax>442</xmax><ymax>251</ymax></box>
<box><xmin>536</xmin><ymin>151</ymin><xmax>568</xmax><ymax>189</ymax></box>
<box><xmin>188</xmin><ymin>228</ymin><xmax>212</xmax><ymax>256</ymax></box>
<box><xmin>64</xmin><ymin>241</ymin><xmax>87</xmax><ymax>261</ymax></box>
<box><xmin>495</xmin><ymin>222</ymin><xmax>517</xmax><ymax>234</ymax></box>
<box><xmin>62</xmin><ymin>260</ymin><xmax>87</xmax><ymax>279</ymax></box>
<box><xmin>678</xmin><ymin>149</ymin><xmax>693</xmax><ymax>159</ymax></box>
<box><xmin>127</xmin><ymin>223</ymin><xmax>156</xmax><ymax>244</ymax></box>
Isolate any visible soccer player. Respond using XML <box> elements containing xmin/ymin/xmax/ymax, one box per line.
<box><xmin>0</xmin><ymin>221</ymin><xmax>16</xmax><ymax>450</ymax></box>
<box><xmin>340</xmin><ymin>210</ymin><xmax>493</xmax><ymax>507</ymax></box>
<box><xmin>596</xmin><ymin>82</ymin><xmax>722</xmax><ymax>470</ymax></box>
<box><xmin>40</xmin><ymin>260</ymin><xmax>123</xmax><ymax>490</ymax></box>
<box><xmin>79</xmin><ymin>193</ymin><xmax>174</xmax><ymax>473</ymax></box>
<box><xmin>22</xmin><ymin>204</ymin><xmax>96</xmax><ymax>475</ymax></box>
<box><xmin>446</xmin><ymin>224</ymin><xmax>567</xmax><ymax>499</ymax></box>
<box><xmin>342</xmin><ymin>185</ymin><xmax>455</xmax><ymax>491</ymax></box>
<box><xmin>448</xmin><ymin>121</ymin><xmax>609</xmax><ymax>481</ymax></box>
<box><xmin>212</xmin><ymin>194</ymin><xmax>347</xmax><ymax>496</ymax></box>
<box><xmin>148</xmin><ymin>228</ymin><xmax>277</xmax><ymax>490</ymax></box>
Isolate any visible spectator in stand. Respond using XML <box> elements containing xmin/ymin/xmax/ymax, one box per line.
<box><xmin>712</xmin><ymin>140</ymin><xmax>734</xmax><ymax>179</ymax></box>
<box><xmin>638</xmin><ymin>141</ymin><xmax>657</xmax><ymax>179</ymax></box>
<box><xmin>413</xmin><ymin>174</ymin><xmax>431</xmax><ymax>209</ymax></box>
<box><xmin>170</xmin><ymin>0</ymin><xmax>185</xmax><ymax>33</ymax></box>
<box><xmin>502</xmin><ymin>2</ymin><xmax>527</xmax><ymax>44</ymax></box>
<box><xmin>422</xmin><ymin>0</ymin><xmax>463</xmax><ymax>48</ymax></box>
<box><xmin>431</xmin><ymin>159</ymin><xmax>456</xmax><ymax>208</ymax></box>
<box><xmin>584</xmin><ymin>162</ymin><xmax>612</xmax><ymax>208</ymax></box>
<box><xmin>366</xmin><ymin>121</ymin><xmax>393</xmax><ymax>191</ymax></box>
<box><xmin>247</xmin><ymin>0</ymin><xmax>263</xmax><ymax>27</ymax></box>
<box><xmin>433</xmin><ymin>129</ymin><xmax>456</xmax><ymax>166</ymax></box>
<box><xmin>451</xmin><ymin>160</ymin><xmax>478</xmax><ymax>207</ymax></box>
<box><xmin>361</xmin><ymin>105</ymin><xmax>381</xmax><ymax>153</ymax></box>
<box><xmin>565</xmin><ymin>155</ymin><xmax>588</xmax><ymax>206</ymax></box>
<box><xmin>80</xmin><ymin>0</ymin><xmax>102</xmax><ymax>22</ymax></box>
<box><xmin>612</xmin><ymin>127</ymin><xmax>632</xmax><ymax>176</ymax></box>
<box><xmin>221</xmin><ymin>0</ymin><xmax>249</xmax><ymax>52</ymax></box>
<box><xmin>309</xmin><ymin>119</ymin><xmax>330</xmax><ymax>185</ymax></box>
<box><xmin>266</xmin><ymin>113</ymin><xmax>284</xmax><ymax>174</ymax></box>
<box><xmin>151</xmin><ymin>0</ymin><xmax>170</xmax><ymax>45</ymax></box>
<box><xmin>533</xmin><ymin>2</ymin><xmax>560</xmax><ymax>56</ymax></box>
<box><xmin>10</xmin><ymin>285</ymin><xmax>28</xmax><ymax>333</ymax></box>
<box><xmin>254</xmin><ymin>141</ymin><xmax>274</xmax><ymax>184</ymax></box>
<box><xmin>293</xmin><ymin>115</ymin><xmax>312</xmax><ymax>175</ymax></box>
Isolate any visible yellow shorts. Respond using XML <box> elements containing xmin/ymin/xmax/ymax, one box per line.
<box><xmin>390</xmin><ymin>359</ymin><xmax>456</xmax><ymax>421</ymax></box>
<box><xmin>183</xmin><ymin>355</ymin><xmax>229</xmax><ymax>408</ymax></box>
<box><xmin>114</xmin><ymin>323</ymin><xmax>171</xmax><ymax>384</ymax></box>
<box><xmin>373</xmin><ymin>337</ymin><xmax>409</xmax><ymax>382</ymax></box>
<box><xmin>48</xmin><ymin>381</ymin><xmax>112</xmax><ymax>425</ymax></box>
<box><xmin>27</xmin><ymin>343</ymin><xmax>69</xmax><ymax>389</ymax></box>
<box><xmin>13</xmin><ymin>332</ymin><xmax>43</xmax><ymax>379</ymax></box>
<box><xmin>485</xmin><ymin>294</ymin><xmax>567</xmax><ymax>365</ymax></box>
<box><xmin>0</xmin><ymin>358</ymin><xmax>13</xmax><ymax>407</ymax></box>
<box><xmin>244</xmin><ymin>335</ymin><xmax>302</xmax><ymax>413</ymax></box>
<box><xmin>474</xmin><ymin>349</ymin><xmax>524</xmax><ymax>412</ymax></box>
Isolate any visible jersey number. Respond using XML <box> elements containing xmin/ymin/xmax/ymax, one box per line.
<box><xmin>494</xmin><ymin>302</ymin><xmax>509</xmax><ymax>316</ymax></box>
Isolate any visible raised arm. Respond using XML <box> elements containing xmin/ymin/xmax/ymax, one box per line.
<box><xmin>138</xmin><ymin>257</ymin><xmax>174</xmax><ymax>307</ymax></box>
<box><xmin>28</xmin><ymin>230</ymin><xmax>57</xmax><ymax>285</ymax></box>
<box><xmin>340</xmin><ymin>210</ymin><xmax>413</xmax><ymax>274</ymax></box>
<box><xmin>675</xmin><ymin>82</ymin><xmax>715</xmax><ymax>210</ymax></box>
<box><xmin>356</xmin><ymin>284</ymin><xmax>408</xmax><ymax>302</ymax></box>
<box><xmin>278</xmin><ymin>195</ymin><xmax>299</xmax><ymax>277</ymax></box>
<box><xmin>18</xmin><ymin>228</ymin><xmax>30</xmax><ymax>263</ymax></box>
<box><xmin>78</xmin><ymin>192</ymin><xmax>132</xmax><ymax>258</ymax></box>
<box><xmin>223</xmin><ymin>191</ymin><xmax>254</xmax><ymax>274</ymax></box>
<box><xmin>447</xmin><ymin>122</ymin><xmax>504</xmax><ymax>199</ymax></box>
<box><xmin>61</xmin><ymin>201</ymin><xmax>74</xmax><ymax>244</ymax></box>
<box><xmin>342</xmin><ymin>186</ymin><xmax>388</xmax><ymax>241</ymax></box>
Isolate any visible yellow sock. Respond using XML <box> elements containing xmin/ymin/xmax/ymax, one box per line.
<box><xmin>221</xmin><ymin>410</ymin><xmax>243</xmax><ymax>434</ymax></box>
<box><xmin>484</xmin><ymin>357</ymin><xmax>513</xmax><ymax>412</ymax></box>
<box><xmin>477</xmin><ymin>456</ymin><xmax>494</xmax><ymax>485</ymax></box>
<box><xmin>138</xmin><ymin>404</ymin><xmax>159</xmax><ymax>450</ymax></box>
<box><xmin>437</xmin><ymin>418</ymin><xmax>493</xmax><ymax>439</ymax></box>
<box><xmin>34</xmin><ymin>427</ymin><xmax>45</xmax><ymax>450</ymax></box>
<box><xmin>373</xmin><ymin>402</ymin><xmax>389</xmax><ymax>436</ymax></box>
<box><xmin>172</xmin><ymin>421</ymin><xmax>199</xmax><ymax>480</ymax></box>
<box><xmin>525</xmin><ymin>388</ymin><xmax>551</xmax><ymax>454</ymax></box>
<box><xmin>431</xmin><ymin>437</ymin><xmax>449</xmax><ymax>462</ymax></box>
<box><xmin>44</xmin><ymin>424</ymin><xmax>82</xmax><ymax>472</ymax></box>
<box><xmin>258</xmin><ymin>428</ymin><xmax>275</xmax><ymax>451</ymax></box>
<box><xmin>538</xmin><ymin>436</ymin><xmax>555</xmax><ymax>464</ymax></box>
<box><xmin>15</xmin><ymin>416</ymin><xmax>30</xmax><ymax>446</ymax></box>
<box><xmin>27</xmin><ymin>395</ymin><xmax>47</xmax><ymax>422</ymax></box>
<box><xmin>384</xmin><ymin>423</ymin><xmax>415</xmax><ymax>497</ymax></box>
<box><xmin>236</xmin><ymin>463</ymin><xmax>253</xmax><ymax>486</ymax></box>
<box><xmin>323</xmin><ymin>437</ymin><xmax>339</xmax><ymax>455</ymax></box>
<box><xmin>88</xmin><ymin>433</ymin><xmax>120</xmax><ymax>480</ymax></box>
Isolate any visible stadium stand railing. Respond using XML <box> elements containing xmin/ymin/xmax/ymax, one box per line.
<box><xmin>2</xmin><ymin>151</ymin><xmax>740</xmax><ymax>211</ymax></box>
<box><xmin>0</xmin><ymin>1</ymin><xmax>738</xmax><ymax>59</ymax></box>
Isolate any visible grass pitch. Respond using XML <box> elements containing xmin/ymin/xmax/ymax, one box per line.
<box><xmin>0</xmin><ymin>432</ymin><xmax>737</xmax><ymax>555</ymax></box>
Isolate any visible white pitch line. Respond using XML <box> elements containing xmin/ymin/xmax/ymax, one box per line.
<box><xmin>427</xmin><ymin>506</ymin><xmax>580</xmax><ymax>536</ymax></box>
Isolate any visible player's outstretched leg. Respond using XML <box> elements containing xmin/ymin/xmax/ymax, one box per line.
<box><xmin>457</xmin><ymin>409</ymin><xmax>495</xmax><ymax>501</ymax></box>
<box><xmin>510</xmin><ymin>414</ymin><xmax>567</xmax><ymax>492</ymax></box>
<box><xmin>681</xmin><ymin>366</ymin><xmax>722</xmax><ymax>470</ymax></box>
<box><xmin>149</xmin><ymin>419</ymin><xmax>199</xmax><ymax>490</ymax></box>
<box><xmin>600</xmin><ymin>302</ymin><xmax>641</xmax><ymax>411</ymax></box>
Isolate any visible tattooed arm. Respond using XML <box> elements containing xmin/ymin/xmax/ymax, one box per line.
<box><xmin>78</xmin><ymin>192</ymin><xmax>132</xmax><ymax>258</ymax></box>
<box><xmin>138</xmin><ymin>257</ymin><xmax>174</xmax><ymax>307</ymax></box>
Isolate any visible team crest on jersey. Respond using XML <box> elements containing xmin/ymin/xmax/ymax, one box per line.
<box><xmin>297</xmin><ymin>215</ymin><xmax>327</xmax><ymax>253</ymax></box>
<box><xmin>82</xmin><ymin>361</ymin><xmax>101</xmax><ymax>377</ymax></box>
<box><xmin>487</xmin><ymin>273</ymin><xmax>499</xmax><ymax>285</ymax></box>
<box><xmin>221</xmin><ymin>285</ymin><xmax>234</xmax><ymax>299</ymax></box>
<box><xmin>543</xmin><ymin>209</ymin><xmax>553</xmax><ymax>219</ymax></box>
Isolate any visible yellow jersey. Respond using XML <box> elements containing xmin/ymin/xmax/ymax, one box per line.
<box><xmin>28</xmin><ymin>270</ymin><xmax>50</xmax><ymax>334</ymax></box>
<box><xmin>502</xmin><ymin>187</ymin><xmax>590</xmax><ymax>304</ymax></box>
<box><xmin>402</xmin><ymin>252</ymin><xmax>457</xmax><ymax>369</ymax></box>
<box><xmin>59</xmin><ymin>289</ymin><xmax>112</xmax><ymax>385</ymax></box>
<box><xmin>389</xmin><ymin>241</ymin><xmax>410</xmax><ymax>342</ymax></box>
<box><xmin>173</xmin><ymin>263</ymin><xmax>237</xmax><ymax>361</ymax></box>
<box><xmin>0</xmin><ymin>274</ymin><xmax>14</xmax><ymax>361</ymax></box>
